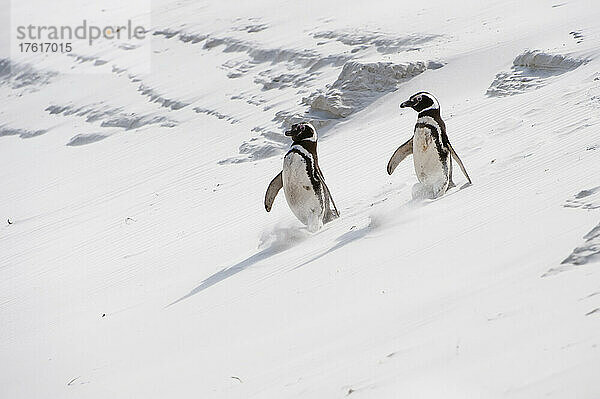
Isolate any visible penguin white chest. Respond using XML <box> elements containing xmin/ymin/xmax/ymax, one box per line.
<box><xmin>282</xmin><ymin>151</ymin><xmax>324</xmax><ymax>230</ymax></box>
<box><xmin>412</xmin><ymin>127</ymin><xmax>448</xmax><ymax>193</ymax></box>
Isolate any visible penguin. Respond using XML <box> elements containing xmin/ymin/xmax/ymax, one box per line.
<box><xmin>264</xmin><ymin>122</ymin><xmax>339</xmax><ymax>232</ymax></box>
<box><xmin>387</xmin><ymin>92</ymin><xmax>472</xmax><ymax>199</ymax></box>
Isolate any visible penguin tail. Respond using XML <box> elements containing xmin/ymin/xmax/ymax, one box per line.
<box><xmin>323</xmin><ymin>208</ymin><xmax>339</xmax><ymax>224</ymax></box>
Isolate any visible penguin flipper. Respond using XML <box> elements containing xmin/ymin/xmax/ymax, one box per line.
<box><xmin>447</xmin><ymin>152</ymin><xmax>455</xmax><ymax>189</ymax></box>
<box><xmin>315</xmin><ymin>166</ymin><xmax>339</xmax><ymax>222</ymax></box>
<box><xmin>264</xmin><ymin>171</ymin><xmax>283</xmax><ymax>212</ymax></box>
<box><xmin>449</xmin><ymin>144</ymin><xmax>472</xmax><ymax>184</ymax></box>
<box><xmin>324</xmin><ymin>185</ymin><xmax>340</xmax><ymax>223</ymax></box>
<box><xmin>387</xmin><ymin>138</ymin><xmax>413</xmax><ymax>175</ymax></box>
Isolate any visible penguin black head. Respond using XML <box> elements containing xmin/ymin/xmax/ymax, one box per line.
<box><xmin>285</xmin><ymin>122</ymin><xmax>317</xmax><ymax>143</ymax></box>
<box><xmin>400</xmin><ymin>92</ymin><xmax>440</xmax><ymax>113</ymax></box>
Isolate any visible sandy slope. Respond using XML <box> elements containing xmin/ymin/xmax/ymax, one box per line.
<box><xmin>1</xmin><ymin>0</ymin><xmax>600</xmax><ymax>398</ymax></box>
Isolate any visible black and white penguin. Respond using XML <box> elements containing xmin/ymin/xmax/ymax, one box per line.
<box><xmin>265</xmin><ymin>122</ymin><xmax>339</xmax><ymax>232</ymax></box>
<box><xmin>387</xmin><ymin>92</ymin><xmax>472</xmax><ymax>198</ymax></box>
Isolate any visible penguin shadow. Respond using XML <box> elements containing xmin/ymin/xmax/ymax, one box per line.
<box><xmin>444</xmin><ymin>181</ymin><xmax>473</xmax><ymax>198</ymax></box>
<box><xmin>408</xmin><ymin>181</ymin><xmax>472</xmax><ymax>204</ymax></box>
<box><xmin>293</xmin><ymin>221</ymin><xmax>373</xmax><ymax>270</ymax></box>
<box><xmin>168</xmin><ymin>225</ymin><xmax>308</xmax><ymax>306</ymax></box>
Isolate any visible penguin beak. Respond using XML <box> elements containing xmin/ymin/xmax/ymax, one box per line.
<box><xmin>400</xmin><ymin>100</ymin><xmax>413</xmax><ymax>108</ymax></box>
<box><xmin>285</xmin><ymin>129</ymin><xmax>293</xmax><ymax>136</ymax></box>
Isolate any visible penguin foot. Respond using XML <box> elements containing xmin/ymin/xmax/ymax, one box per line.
<box><xmin>307</xmin><ymin>212</ymin><xmax>323</xmax><ymax>233</ymax></box>
<box><xmin>412</xmin><ymin>183</ymin><xmax>446</xmax><ymax>200</ymax></box>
